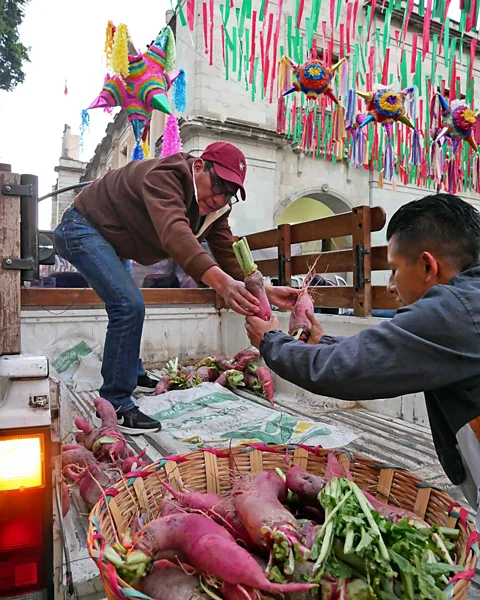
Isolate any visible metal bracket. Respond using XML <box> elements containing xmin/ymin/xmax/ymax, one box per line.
<box><xmin>2</xmin><ymin>257</ymin><xmax>35</xmax><ymax>270</ymax></box>
<box><xmin>2</xmin><ymin>183</ymin><xmax>33</xmax><ymax>197</ymax></box>
<box><xmin>354</xmin><ymin>244</ymin><xmax>371</xmax><ymax>291</ymax></box>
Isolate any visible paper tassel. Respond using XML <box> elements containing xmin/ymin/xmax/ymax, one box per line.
<box><xmin>79</xmin><ymin>109</ymin><xmax>90</xmax><ymax>151</ymax></box>
<box><xmin>165</xmin><ymin>26</ymin><xmax>177</xmax><ymax>72</ymax></box>
<box><xmin>111</xmin><ymin>24</ymin><xmax>130</xmax><ymax>78</ymax></box>
<box><xmin>161</xmin><ymin>114</ymin><xmax>183</xmax><ymax>157</ymax></box>
<box><xmin>140</xmin><ymin>140</ymin><xmax>150</xmax><ymax>159</ymax></box>
<box><xmin>411</xmin><ymin>129</ymin><xmax>422</xmax><ymax>167</ymax></box>
<box><xmin>131</xmin><ymin>142</ymin><xmax>145</xmax><ymax>162</ymax></box>
<box><xmin>104</xmin><ymin>20</ymin><xmax>116</xmax><ymax>70</ymax></box>
<box><xmin>346</xmin><ymin>89</ymin><xmax>356</xmax><ymax>127</ymax></box>
<box><xmin>383</xmin><ymin>139</ymin><xmax>395</xmax><ymax>180</ymax></box>
<box><xmin>172</xmin><ymin>69</ymin><xmax>187</xmax><ymax>112</ymax></box>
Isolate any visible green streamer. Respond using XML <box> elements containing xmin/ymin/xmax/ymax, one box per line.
<box><xmin>232</xmin><ymin>27</ymin><xmax>237</xmax><ymax>72</ymax></box>
<box><xmin>400</xmin><ymin>52</ymin><xmax>408</xmax><ymax>88</ymax></box>
<box><xmin>244</xmin><ymin>28</ymin><xmax>250</xmax><ymax>90</ymax></box>
<box><xmin>383</xmin><ymin>0</ymin><xmax>393</xmax><ymax>56</ymax></box>
<box><xmin>294</xmin><ymin>0</ymin><xmax>301</xmax><ymax>31</ymax></box>
<box><xmin>448</xmin><ymin>38</ymin><xmax>457</xmax><ymax>87</ymax></box>
<box><xmin>335</xmin><ymin>0</ymin><xmax>342</xmax><ymax>30</ymax></box>
<box><xmin>444</xmin><ymin>18</ymin><xmax>450</xmax><ymax>68</ymax></box>
<box><xmin>306</xmin><ymin>17</ymin><xmax>314</xmax><ymax>51</ymax></box>
<box><xmin>311</xmin><ymin>0</ymin><xmax>322</xmax><ymax>31</ymax></box>
<box><xmin>176</xmin><ymin>0</ymin><xmax>187</xmax><ymax>26</ymax></box>
<box><xmin>418</xmin><ymin>0</ymin><xmax>425</xmax><ymax>16</ymax></box>
<box><xmin>287</xmin><ymin>16</ymin><xmax>293</xmax><ymax>58</ymax></box>
<box><xmin>259</xmin><ymin>0</ymin><xmax>267</xmax><ymax>21</ymax></box>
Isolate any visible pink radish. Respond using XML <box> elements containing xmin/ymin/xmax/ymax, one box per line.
<box><xmin>285</xmin><ymin>466</ymin><xmax>327</xmax><ymax>507</ymax></box>
<box><xmin>61</xmin><ymin>479</ymin><xmax>70</xmax><ymax>518</ymax></box>
<box><xmin>288</xmin><ymin>290</ymin><xmax>315</xmax><ymax>342</ymax></box>
<box><xmin>245</xmin><ymin>364</ymin><xmax>275</xmax><ymax>407</ymax></box>
<box><xmin>155</xmin><ymin>376</ymin><xmax>173</xmax><ymax>395</ymax></box>
<box><xmin>232</xmin><ymin>471</ymin><xmax>309</xmax><ymax>572</ymax></box>
<box><xmin>76</xmin><ymin>398</ymin><xmax>128</xmax><ymax>462</ymax></box>
<box><xmin>121</xmin><ymin>449</ymin><xmax>148</xmax><ymax>474</ymax></box>
<box><xmin>233</xmin><ymin>238</ymin><xmax>272</xmax><ymax>321</ymax></box>
<box><xmin>158</xmin><ymin>478</ymin><xmax>254</xmax><ymax>549</ymax></box>
<box><xmin>128</xmin><ymin>513</ymin><xmax>316</xmax><ymax>594</ymax></box>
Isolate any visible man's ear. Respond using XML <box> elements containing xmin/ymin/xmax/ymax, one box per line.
<box><xmin>421</xmin><ymin>251</ymin><xmax>439</xmax><ymax>280</ymax></box>
<box><xmin>193</xmin><ymin>158</ymin><xmax>205</xmax><ymax>174</ymax></box>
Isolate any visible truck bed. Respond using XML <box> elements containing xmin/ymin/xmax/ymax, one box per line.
<box><xmin>62</xmin><ymin>383</ymin><xmax>480</xmax><ymax>600</ymax></box>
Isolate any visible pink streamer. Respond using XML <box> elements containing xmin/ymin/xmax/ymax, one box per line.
<box><xmin>209</xmin><ymin>0</ymin><xmax>214</xmax><ymax>66</ymax></box>
<box><xmin>422</xmin><ymin>0</ymin><xmax>432</xmax><ymax>58</ymax></box>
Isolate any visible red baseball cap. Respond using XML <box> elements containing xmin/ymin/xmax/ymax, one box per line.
<box><xmin>201</xmin><ymin>142</ymin><xmax>247</xmax><ymax>200</ymax></box>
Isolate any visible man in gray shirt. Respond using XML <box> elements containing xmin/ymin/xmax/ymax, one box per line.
<box><xmin>246</xmin><ymin>193</ymin><xmax>480</xmax><ymax>525</ymax></box>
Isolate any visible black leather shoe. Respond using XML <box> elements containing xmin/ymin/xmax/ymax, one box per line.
<box><xmin>135</xmin><ymin>371</ymin><xmax>160</xmax><ymax>393</ymax></box>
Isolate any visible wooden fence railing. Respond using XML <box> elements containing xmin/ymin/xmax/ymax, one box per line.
<box><xmin>20</xmin><ymin>206</ymin><xmax>398</xmax><ymax>316</ymax></box>
<box><xmin>243</xmin><ymin>205</ymin><xmax>397</xmax><ymax>317</ymax></box>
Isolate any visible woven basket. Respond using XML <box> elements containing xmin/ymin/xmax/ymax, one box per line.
<box><xmin>87</xmin><ymin>444</ymin><xmax>478</xmax><ymax>600</ymax></box>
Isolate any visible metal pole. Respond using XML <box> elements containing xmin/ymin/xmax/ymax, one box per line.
<box><xmin>20</xmin><ymin>174</ymin><xmax>39</xmax><ymax>281</ymax></box>
<box><xmin>38</xmin><ymin>181</ymin><xmax>92</xmax><ymax>202</ymax></box>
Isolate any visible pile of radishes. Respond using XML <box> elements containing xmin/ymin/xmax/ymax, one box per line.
<box><xmin>155</xmin><ymin>347</ymin><xmax>275</xmax><ymax>407</ymax></box>
<box><xmin>99</xmin><ymin>454</ymin><xmax>459</xmax><ymax>600</ymax></box>
<box><xmin>98</xmin><ymin>460</ymin><xmax>325</xmax><ymax>599</ymax></box>
<box><xmin>61</xmin><ymin>398</ymin><xmax>147</xmax><ymax>517</ymax></box>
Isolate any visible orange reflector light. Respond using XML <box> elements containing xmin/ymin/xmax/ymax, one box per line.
<box><xmin>0</xmin><ymin>434</ymin><xmax>44</xmax><ymax>491</ymax></box>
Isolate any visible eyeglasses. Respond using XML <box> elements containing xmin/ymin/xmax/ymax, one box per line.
<box><xmin>207</xmin><ymin>166</ymin><xmax>240</xmax><ymax>206</ymax></box>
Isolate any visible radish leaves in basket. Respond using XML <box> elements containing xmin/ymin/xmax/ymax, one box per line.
<box><xmin>311</xmin><ymin>477</ymin><xmax>459</xmax><ymax>599</ymax></box>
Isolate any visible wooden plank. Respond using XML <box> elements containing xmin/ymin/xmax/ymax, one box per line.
<box><xmin>21</xmin><ymin>287</ymin><xmax>218</xmax><ymax>308</ymax></box>
<box><xmin>244</xmin><ymin>228</ymin><xmax>277</xmax><ymax>251</ymax></box>
<box><xmin>255</xmin><ymin>258</ymin><xmax>278</xmax><ymax>277</ymax></box>
<box><xmin>0</xmin><ymin>170</ymin><xmax>21</xmax><ymax>354</ymax></box>
<box><xmin>289</xmin><ymin>206</ymin><xmax>386</xmax><ymax>245</ymax></box>
<box><xmin>310</xmin><ymin>286</ymin><xmax>354</xmax><ymax>309</ymax></box>
<box><xmin>291</xmin><ymin>249</ymin><xmax>353</xmax><ymax>275</ymax></box>
<box><xmin>352</xmin><ymin>206</ymin><xmax>372</xmax><ymax>317</ymax></box>
<box><xmin>371</xmin><ymin>245</ymin><xmax>389</xmax><ymax>271</ymax></box>
<box><xmin>291</xmin><ymin>211</ymin><xmax>353</xmax><ymax>244</ymax></box>
<box><xmin>372</xmin><ymin>286</ymin><xmax>400</xmax><ymax>310</ymax></box>
<box><xmin>278</xmin><ymin>223</ymin><xmax>292</xmax><ymax>285</ymax></box>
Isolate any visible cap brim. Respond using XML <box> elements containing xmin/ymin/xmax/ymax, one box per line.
<box><xmin>212</xmin><ymin>163</ymin><xmax>246</xmax><ymax>200</ymax></box>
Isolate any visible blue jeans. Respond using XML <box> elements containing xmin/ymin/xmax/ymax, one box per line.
<box><xmin>54</xmin><ymin>207</ymin><xmax>147</xmax><ymax>412</ymax></box>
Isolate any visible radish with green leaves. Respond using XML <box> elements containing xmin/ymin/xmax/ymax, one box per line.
<box><xmin>233</xmin><ymin>237</ymin><xmax>272</xmax><ymax>321</ymax></box>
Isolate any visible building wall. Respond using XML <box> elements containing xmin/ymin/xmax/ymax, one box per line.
<box><xmin>50</xmin><ymin>125</ymin><xmax>88</xmax><ymax>229</ymax></box>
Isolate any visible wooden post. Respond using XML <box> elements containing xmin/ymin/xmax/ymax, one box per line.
<box><xmin>277</xmin><ymin>223</ymin><xmax>292</xmax><ymax>286</ymax></box>
<box><xmin>352</xmin><ymin>206</ymin><xmax>372</xmax><ymax>317</ymax></box>
<box><xmin>0</xmin><ymin>166</ymin><xmax>21</xmax><ymax>354</ymax></box>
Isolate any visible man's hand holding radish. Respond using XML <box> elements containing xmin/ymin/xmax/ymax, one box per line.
<box><xmin>246</xmin><ymin>309</ymin><xmax>326</xmax><ymax>349</ymax></box>
<box><xmin>265</xmin><ymin>285</ymin><xmax>300</xmax><ymax>311</ymax></box>
<box><xmin>245</xmin><ymin>314</ymin><xmax>280</xmax><ymax>349</ymax></box>
<box><xmin>305</xmin><ymin>310</ymin><xmax>326</xmax><ymax>344</ymax></box>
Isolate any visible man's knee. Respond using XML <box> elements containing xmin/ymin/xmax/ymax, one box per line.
<box><xmin>110</xmin><ymin>289</ymin><xmax>145</xmax><ymax>322</ymax></box>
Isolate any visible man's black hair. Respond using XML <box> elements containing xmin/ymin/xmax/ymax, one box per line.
<box><xmin>386</xmin><ymin>193</ymin><xmax>480</xmax><ymax>269</ymax></box>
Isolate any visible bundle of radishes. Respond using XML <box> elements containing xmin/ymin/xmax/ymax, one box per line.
<box><xmin>61</xmin><ymin>398</ymin><xmax>147</xmax><ymax>517</ymax></box>
<box><xmin>233</xmin><ymin>236</ymin><xmax>316</xmax><ymax>343</ymax></box>
<box><xmin>99</xmin><ymin>453</ymin><xmax>461</xmax><ymax>600</ymax></box>
<box><xmin>155</xmin><ymin>348</ymin><xmax>275</xmax><ymax>407</ymax></box>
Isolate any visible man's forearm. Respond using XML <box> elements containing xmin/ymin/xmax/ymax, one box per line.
<box><xmin>201</xmin><ymin>265</ymin><xmax>232</xmax><ymax>293</ymax></box>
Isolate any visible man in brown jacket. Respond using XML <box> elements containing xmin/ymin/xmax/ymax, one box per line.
<box><xmin>54</xmin><ymin>142</ymin><xmax>297</xmax><ymax>434</ymax></box>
